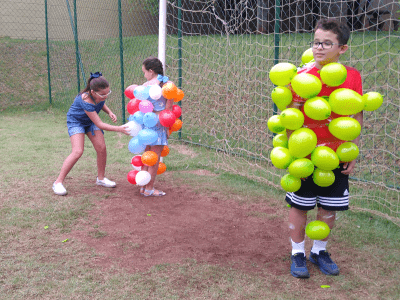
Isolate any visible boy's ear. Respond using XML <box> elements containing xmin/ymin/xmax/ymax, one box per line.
<box><xmin>339</xmin><ymin>44</ymin><xmax>349</xmax><ymax>55</ymax></box>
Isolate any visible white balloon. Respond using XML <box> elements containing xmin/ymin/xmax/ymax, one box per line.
<box><xmin>131</xmin><ymin>165</ymin><xmax>142</xmax><ymax>171</ymax></box>
<box><xmin>148</xmin><ymin>85</ymin><xmax>162</xmax><ymax>100</ymax></box>
<box><xmin>125</xmin><ymin>121</ymin><xmax>142</xmax><ymax>137</ymax></box>
<box><xmin>135</xmin><ymin>171</ymin><xmax>151</xmax><ymax>186</ymax></box>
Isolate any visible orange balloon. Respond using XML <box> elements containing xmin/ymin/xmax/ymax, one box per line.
<box><xmin>141</xmin><ymin>151</ymin><xmax>158</xmax><ymax>166</ymax></box>
<box><xmin>161</xmin><ymin>145</ymin><xmax>170</xmax><ymax>157</ymax></box>
<box><xmin>174</xmin><ymin>89</ymin><xmax>184</xmax><ymax>102</ymax></box>
<box><xmin>170</xmin><ymin>119</ymin><xmax>182</xmax><ymax>132</ymax></box>
<box><xmin>168</xmin><ymin>128</ymin><xmax>173</xmax><ymax>136</ymax></box>
<box><xmin>157</xmin><ymin>162</ymin><xmax>167</xmax><ymax>175</ymax></box>
<box><xmin>162</xmin><ymin>82</ymin><xmax>178</xmax><ymax>100</ymax></box>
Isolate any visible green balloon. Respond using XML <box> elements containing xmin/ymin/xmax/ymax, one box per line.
<box><xmin>288</xmin><ymin>128</ymin><xmax>317</xmax><ymax>158</ymax></box>
<box><xmin>273</xmin><ymin>133</ymin><xmax>288</xmax><ymax>148</ymax></box>
<box><xmin>267</xmin><ymin>115</ymin><xmax>286</xmax><ymax>134</ymax></box>
<box><xmin>281</xmin><ymin>174</ymin><xmax>302</xmax><ymax>192</ymax></box>
<box><xmin>336</xmin><ymin>142</ymin><xmax>359</xmax><ymax>162</ymax></box>
<box><xmin>363</xmin><ymin>92</ymin><xmax>383</xmax><ymax>111</ymax></box>
<box><xmin>271</xmin><ymin>86</ymin><xmax>293</xmax><ymax>111</ymax></box>
<box><xmin>280</xmin><ymin>108</ymin><xmax>305</xmax><ymax>130</ymax></box>
<box><xmin>320</xmin><ymin>63</ymin><xmax>347</xmax><ymax>87</ymax></box>
<box><xmin>304</xmin><ymin>97</ymin><xmax>331</xmax><ymax>121</ymax></box>
<box><xmin>313</xmin><ymin>168</ymin><xmax>335</xmax><ymax>187</ymax></box>
<box><xmin>288</xmin><ymin>158</ymin><xmax>315</xmax><ymax>178</ymax></box>
<box><xmin>311</xmin><ymin>146</ymin><xmax>339</xmax><ymax>171</ymax></box>
<box><xmin>269</xmin><ymin>63</ymin><xmax>297</xmax><ymax>86</ymax></box>
<box><xmin>291</xmin><ymin>73</ymin><xmax>322</xmax><ymax>99</ymax></box>
<box><xmin>301</xmin><ymin>48</ymin><xmax>314</xmax><ymax>64</ymax></box>
<box><xmin>270</xmin><ymin>147</ymin><xmax>293</xmax><ymax>169</ymax></box>
<box><xmin>329</xmin><ymin>88</ymin><xmax>364</xmax><ymax>115</ymax></box>
<box><xmin>328</xmin><ymin>117</ymin><xmax>361</xmax><ymax>141</ymax></box>
<box><xmin>305</xmin><ymin>220</ymin><xmax>330</xmax><ymax>240</ymax></box>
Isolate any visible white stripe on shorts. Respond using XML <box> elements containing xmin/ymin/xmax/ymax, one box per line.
<box><xmin>287</xmin><ymin>192</ymin><xmax>316</xmax><ymax>206</ymax></box>
<box><xmin>318</xmin><ymin>196</ymin><xmax>349</xmax><ymax>207</ymax></box>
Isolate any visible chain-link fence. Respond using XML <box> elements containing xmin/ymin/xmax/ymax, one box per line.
<box><xmin>1</xmin><ymin>0</ymin><xmax>399</xmax><ymax>223</ymax></box>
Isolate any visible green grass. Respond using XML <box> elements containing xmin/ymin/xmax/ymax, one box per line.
<box><xmin>0</xmin><ymin>110</ymin><xmax>400</xmax><ymax>299</ymax></box>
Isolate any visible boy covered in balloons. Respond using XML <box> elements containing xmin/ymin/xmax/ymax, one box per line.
<box><xmin>270</xmin><ymin>19</ymin><xmax>368</xmax><ymax>278</ymax></box>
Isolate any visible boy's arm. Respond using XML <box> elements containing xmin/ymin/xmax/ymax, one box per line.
<box><xmin>341</xmin><ymin>110</ymin><xmax>363</xmax><ymax>175</ymax></box>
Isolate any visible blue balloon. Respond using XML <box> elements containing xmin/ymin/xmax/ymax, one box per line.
<box><xmin>128</xmin><ymin>114</ymin><xmax>135</xmax><ymax>122</ymax></box>
<box><xmin>137</xmin><ymin>128</ymin><xmax>158</xmax><ymax>145</ymax></box>
<box><xmin>143</xmin><ymin>112</ymin><xmax>158</xmax><ymax>128</ymax></box>
<box><xmin>134</xmin><ymin>85</ymin><xmax>150</xmax><ymax>101</ymax></box>
<box><xmin>128</xmin><ymin>136</ymin><xmax>146</xmax><ymax>154</ymax></box>
<box><xmin>133</xmin><ymin>111</ymin><xmax>144</xmax><ymax>125</ymax></box>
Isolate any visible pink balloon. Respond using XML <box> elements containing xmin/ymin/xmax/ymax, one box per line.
<box><xmin>139</xmin><ymin>100</ymin><xmax>154</xmax><ymax>113</ymax></box>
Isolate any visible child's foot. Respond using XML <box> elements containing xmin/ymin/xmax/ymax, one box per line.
<box><xmin>140</xmin><ymin>187</ymin><xmax>145</xmax><ymax>195</ymax></box>
<box><xmin>143</xmin><ymin>188</ymin><xmax>166</xmax><ymax>197</ymax></box>
<box><xmin>52</xmin><ymin>182</ymin><xmax>67</xmax><ymax>196</ymax></box>
<box><xmin>309</xmin><ymin>250</ymin><xmax>339</xmax><ymax>275</ymax></box>
<box><xmin>290</xmin><ymin>253</ymin><xmax>310</xmax><ymax>278</ymax></box>
<box><xmin>96</xmin><ymin>177</ymin><xmax>116</xmax><ymax>188</ymax></box>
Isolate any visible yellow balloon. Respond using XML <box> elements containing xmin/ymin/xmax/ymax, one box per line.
<box><xmin>281</xmin><ymin>174</ymin><xmax>302</xmax><ymax>192</ymax></box>
<box><xmin>271</xmin><ymin>86</ymin><xmax>293</xmax><ymax>111</ymax></box>
<box><xmin>288</xmin><ymin>158</ymin><xmax>315</xmax><ymax>178</ymax></box>
<box><xmin>329</xmin><ymin>88</ymin><xmax>364</xmax><ymax>115</ymax></box>
<box><xmin>269</xmin><ymin>63</ymin><xmax>297</xmax><ymax>86</ymax></box>
<box><xmin>270</xmin><ymin>147</ymin><xmax>294</xmax><ymax>169</ymax></box>
<box><xmin>311</xmin><ymin>146</ymin><xmax>339</xmax><ymax>171</ymax></box>
<box><xmin>267</xmin><ymin>115</ymin><xmax>285</xmax><ymax>133</ymax></box>
<box><xmin>303</xmin><ymin>97</ymin><xmax>331</xmax><ymax>121</ymax></box>
<box><xmin>306</xmin><ymin>220</ymin><xmax>330</xmax><ymax>240</ymax></box>
<box><xmin>313</xmin><ymin>168</ymin><xmax>335</xmax><ymax>187</ymax></box>
<box><xmin>291</xmin><ymin>73</ymin><xmax>322</xmax><ymax>99</ymax></box>
<box><xmin>336</xmin><ymin>142</ymin><xmax>359</xmax><ymax>162</ymax></box>
<box><xmin>328</xmin><ymin>117</ymin><xmax>361</xmax><ymax>141</ymax></box>
<box><xmin>363</xmin><ymin>92</ymin><xmax>383</xmax><ymax>111</ymax></box>
<box><xmin>280</xmin><ymin>108</ymin><xmax>305</xmax><ymax>130</ymax></box>
<box><xmin>301</xmin><ymin>48</ymin><xmax>314</xmax><ymax>65</ymax></box>
<box><xmin>273</xmin><ymin>133</ymin><xmax>288</xmax><ymax>148</ymax></box>
<box><xmin>288</xmin><ymin>128</ymin><xmax>318</xmax><ymax>158</ymax></box>
<box><xmin>320</xmin><ymin>63</ymin><xmax>347</xmax><ymax>87</ymax></box>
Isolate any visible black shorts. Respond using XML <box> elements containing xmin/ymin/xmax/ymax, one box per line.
<box><xmin>285</xmin><ymin>164</ymin><xmax>349</xmax><ymax>211</ymax></box>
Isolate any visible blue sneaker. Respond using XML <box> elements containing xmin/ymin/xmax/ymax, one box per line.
<box><xmin>309</xmin><ymin>250</ymin><xmax>340</xmax><ymax>275</ymax></box>
<box><xmin>290</xmin><ymin>253</ymin><xmax>310</xmax><ymax>278</ymax></box>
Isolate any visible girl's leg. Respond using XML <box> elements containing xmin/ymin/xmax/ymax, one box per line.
<box><xmin>86</xmin><ymin>130</ymin><xmax>107</xmax><ymax>180</ymax></box>
<box><xmin>55</xmin><ymin>133</ymin><xmax>85</xmax><ymax>184</ymax></box>
<box><xmin>143</xmin><ymin>145</ymin><xmax>164</xmax><ymax>194</ymax></box>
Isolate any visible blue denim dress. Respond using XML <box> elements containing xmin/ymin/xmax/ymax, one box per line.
<box><xmin>66</xmin><ymin>93</ymin><xmax>105</xmax><ymax>136</ymax></box>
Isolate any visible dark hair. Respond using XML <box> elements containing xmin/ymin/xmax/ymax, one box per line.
<box><xmin>81</xmin><ymin>75</ymin><xmax>109</xmax><ymax>96</ymax></box>
<box><xmin>315</xmin><ymin>19</ymin><xmax>350</xmax><ymax>46</ymax></box>
<box><xmin>143</xmin><ymin>56</ymin><xmax>164</xmax><ymax>76</ymax></box>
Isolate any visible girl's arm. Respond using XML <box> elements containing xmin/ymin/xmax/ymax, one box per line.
<box><xmin>102</xmin><ymin>104</ymin><xmax>117</xmax><ymax>123</ymax></box>
<box><xmin>85</xmin><ymin>110</ymin><xmax>128</xmax><ymax>134</ymax></box>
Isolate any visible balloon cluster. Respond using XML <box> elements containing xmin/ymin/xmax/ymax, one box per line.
<box><xmin>268</xmin><ymin>49</ymin><xmax>384</xmax><ymax>193</ymax></box>
<box><xmin>123</xmin><ymin>82</ymin><xmax>184</xmax><ymax>186</ymax></box>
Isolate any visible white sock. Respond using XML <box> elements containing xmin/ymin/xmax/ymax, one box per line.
<box><xmin>291</xmin><ymin>239</ymin><xmax>305</xmax><ymax>255</ymax></box>
<box><xmin>311</xmin><ymin>240</ymin><xmax>328</xmax><ymax>255</ymax></box>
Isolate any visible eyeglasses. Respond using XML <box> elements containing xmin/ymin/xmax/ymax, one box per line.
<box><xmin>93</xmin><ymin>90</ymin><xmax>112</xmax><ymax>98</ymax></box>
<box><xmin>310</xmin><ymin>41</ymin><xmax>342</xmax><ymax>49</ymax></box>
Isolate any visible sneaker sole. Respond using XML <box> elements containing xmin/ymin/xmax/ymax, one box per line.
<box><xmin>291</xmin><ymin>270</ymin><xmax>310</xmax><ymax>278</ymax></box>
<box><xmin>96</xmin><ymin>183</ymin><xmax>116</xmax><ymax>188</ymax></box>
<box><xmin>309</xmin><ymin>256</ymin><xmax>339</xmax><ymax>276</ymax></box>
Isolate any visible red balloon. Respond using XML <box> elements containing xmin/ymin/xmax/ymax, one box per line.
<box><xmin>159</xmin><ymin>110</ymin><xmax>176</xmax><ymax>127</ymax></box>
<box><xmin>124</xmin><ymin>85</ymin><xmax>136</xmax><ymax>99</ymax></box>
<box><xmin>127</xmin><ymin>98</ymin><xmax>140</xmax><ymax>115</ymax></box>
<box><xmin>127</xmin><ymin>170</ymin><xmax>139</xmax><ymax>184</ymax></box>
<box><xmin>172</xmin><ymin>105</ymin><xmax>182</xmax><ymax>118</ymax></box>
<box><xmin>131</xmin><ymin>155</ymin><xmax>144</xmax><ymax>167</ymax></box>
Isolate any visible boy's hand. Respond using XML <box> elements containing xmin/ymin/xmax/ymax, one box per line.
<box><xmin>341</xmin><ymin>160</ymin><xmax>356</xmax><ymax>175</ymax></box>
<box><xmin>109</xmin><ymin>112</ymin><xmax>117</xmax><ymax>123</ymax></box>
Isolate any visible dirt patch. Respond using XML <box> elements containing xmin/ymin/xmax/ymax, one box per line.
<box><xmin>68</xmin><ymin>175</ymin><xmax>290</xmax><ymax>274</ymax></box>
<box><xmin>170</xmin><ymin>144</ymin><xmax>198</xmax><ymax>158</ymax></box>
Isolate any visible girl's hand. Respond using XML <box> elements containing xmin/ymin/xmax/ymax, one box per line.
<box><xmin>109</xmin><ymin>112</ymin><xmax>117</xmax><ymax>123</ymax></box>
<box><xmin>120</xmin><ymin>125</ymin><xmax>130</xmax><ymax>136</ymax></box>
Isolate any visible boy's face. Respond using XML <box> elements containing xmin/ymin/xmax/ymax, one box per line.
<box><xmin>312</xmin><ymin>29</ymin><xmax>348</xmax><ymax>68</ymax></box>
